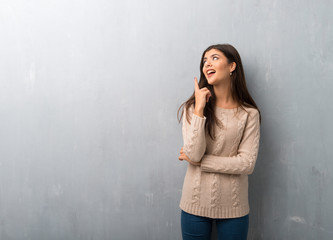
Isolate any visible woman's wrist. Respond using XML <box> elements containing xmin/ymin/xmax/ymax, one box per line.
<box><xmin>194</xmin><ymin>108</ymin><xmax>204</xmax><ymax>118</ymax></box>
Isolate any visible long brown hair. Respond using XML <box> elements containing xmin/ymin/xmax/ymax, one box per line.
<box><xmin>177</xmin><ymin>43</ymin><xmax>261</xmax><ymax>140</ymax></box>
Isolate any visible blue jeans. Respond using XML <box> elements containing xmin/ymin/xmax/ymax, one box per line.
<box><xmin>181</xmin><ymin>210</ymin><xmax>249</xmax><ymax>240</ymax></box>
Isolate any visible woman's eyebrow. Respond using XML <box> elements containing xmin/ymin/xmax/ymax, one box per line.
<box><xmin>203</xmin><ymin>54</ymin><xmax>220</xmax><ymax>60</ymax></box>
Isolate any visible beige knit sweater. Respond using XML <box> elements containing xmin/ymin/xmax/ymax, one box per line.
<box><xmin>179</xmin><ymin>103</ymin><xmax>260</xmax><ymax>219</ymax></box>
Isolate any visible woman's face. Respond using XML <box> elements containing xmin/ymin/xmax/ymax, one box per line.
<box><xmin>202</xmin><ymin>49</ymin><xmax>235</xmax><ymax>85</ymax></box>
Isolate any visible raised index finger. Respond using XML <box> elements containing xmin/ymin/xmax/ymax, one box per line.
<box><xmin>194</xmin><ymin>77</ymin><xmax>199</xmax><ymax>91</ymax></box>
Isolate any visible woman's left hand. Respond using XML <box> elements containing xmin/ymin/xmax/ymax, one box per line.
<box><xmin>179</xmin><ymin>147</ymin><xmax>201</xmax><ymax>166</ymax></box>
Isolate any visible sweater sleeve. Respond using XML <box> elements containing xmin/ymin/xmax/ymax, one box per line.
<box><xmin>182</xmin><ymin>104</ymin><xmax>207</xmax><ymax>163</ymax></box>
<box><xmin>200</xmin><ymin>109</ymin><xmax>260</xmax><ymax>175</ymax></box>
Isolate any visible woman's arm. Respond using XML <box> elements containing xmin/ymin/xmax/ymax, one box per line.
<box><xmin>200</xmin><ymin>109</ymin><xmax>260</xmax><ymax>175</ymax></box>
<box><xmin>181</xmin><ymin>104</ymin><xmax>207</xmax><ymax>163</ymax></box>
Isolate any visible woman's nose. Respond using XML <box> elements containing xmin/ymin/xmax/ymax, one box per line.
<box><xmin>204</xmin><ymin>61</ymin><xmax>211</xmax><ymax>67</ymax></box>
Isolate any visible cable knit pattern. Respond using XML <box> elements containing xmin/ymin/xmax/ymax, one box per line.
<box><xmin>179</xmin><ymin>104</ymin><xmax>261</xmax><ymax>219</ymax></box>
<box><xmin>211</xmin><ymin>173</ymin><xmax>218</xmax><ymax>207</ymax></box>
<box><xmin>192</xmin><ymin>168</ymin><xmax>201</xmax><ymax>204</ymax></box>
<box><xmin>229</xmin><ymin>113</ymin><xmax>247</xmax><ymax>156</ymax></box>
<box><xmin>229</xmin><ymin>113</ymin><xmax>247</xmax><ymax>207</ymax></box>
<box><xmin>210</xmin><ymin>113</ymin><xmax>224</xmax><ymax>208</ymax></box>
<box><xmin>212</xmin><ymin>112</ymin><xmax>225</xmax><ymax>155</ymax></box>
<box><xmin>231</xmin><ymin>175</ymin><xmax>240</xmax><ymax>207</ymax></box>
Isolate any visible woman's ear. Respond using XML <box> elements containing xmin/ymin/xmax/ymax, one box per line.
<box><xmin>230</xmin><ymin>62</ymin><xmax>236</xmax><ymax>72</ymax></box>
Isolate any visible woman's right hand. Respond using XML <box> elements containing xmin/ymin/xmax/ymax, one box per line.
<box><xmin>194</xmin><ymin>77</ymin><xmax>211</xmax><ymax>117</ymax></box>
<box><xmin>179</xmin><ymin>147</ymin><xmax>201</xmax><ymax>166</ymax></box>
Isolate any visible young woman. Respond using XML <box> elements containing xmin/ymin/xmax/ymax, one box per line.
<box><xmin>177</xmin><ymin>44</ymin><xmax>261</xmax><ymax>240</ymax></box>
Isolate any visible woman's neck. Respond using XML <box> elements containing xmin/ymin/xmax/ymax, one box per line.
<box><xmin>213</xmin><ymin>81</ymin><xmax>237</xmax><ymax>107</ymax></box>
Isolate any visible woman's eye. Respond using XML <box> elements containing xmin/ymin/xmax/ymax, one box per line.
<box><xmin>213</xmin><ymin>57</ymin><xmax>218</xmax><ymax>60</ymax></box>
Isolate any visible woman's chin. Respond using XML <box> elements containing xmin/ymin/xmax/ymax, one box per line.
<box><xmin>207</xmin><ymin>78</ymin><xmax>217</xmax><ymax>85</ymax></box>
<box><xmin>207</xmin><ymin>77</ymin><xmax>226</xmax><ymax>86</ymax></box>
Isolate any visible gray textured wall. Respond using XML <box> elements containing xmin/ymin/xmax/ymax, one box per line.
<box><xmin>1</xmin><ymin>0</ymin><xmax>332</xmax><ymax>239</ymax></box>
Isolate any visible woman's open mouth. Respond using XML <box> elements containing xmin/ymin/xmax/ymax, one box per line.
<box><xmin>207</xmin><ymin>69</ymin><xmax>216</xmax><ymax>78</ymax></box>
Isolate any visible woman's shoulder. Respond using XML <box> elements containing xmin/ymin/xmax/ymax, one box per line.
<box><xmin>240</xmin><ymin>105</ymin><xmax>260</xmax><ymax>119</ymax></box>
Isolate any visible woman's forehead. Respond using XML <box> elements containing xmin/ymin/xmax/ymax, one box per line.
<box><xmin>204</xmin><ymin>49</ymin><xmax>223</xmax><ymax>58</ymax></box>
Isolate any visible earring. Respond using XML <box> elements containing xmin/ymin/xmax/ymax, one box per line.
<box><xmin>230</xmin><ymin>72</ymin><xmax>233</xmax><ymax>76</ymax></box>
